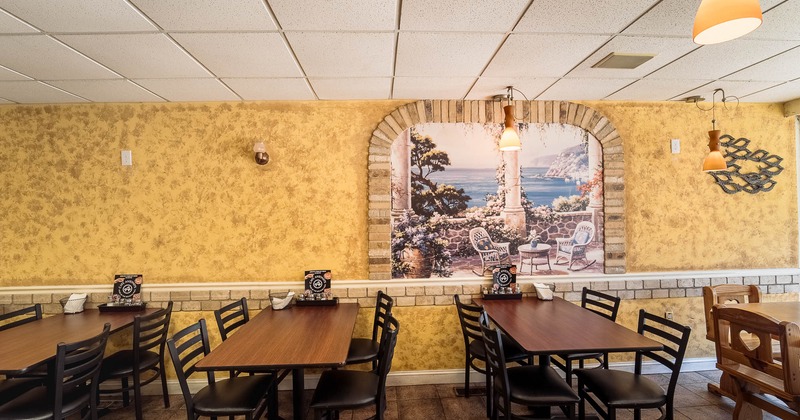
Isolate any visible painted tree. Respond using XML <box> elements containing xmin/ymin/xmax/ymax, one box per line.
<box><xmin>409</xmin><ymin>128</ymin><xmax>471</xmax><ymax>217</ymax></box>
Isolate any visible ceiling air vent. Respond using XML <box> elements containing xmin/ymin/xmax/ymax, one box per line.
<box><xmin>591</xmin><ymin>53</ymin><xmax>656</xmax><ymax>69</ymax></box>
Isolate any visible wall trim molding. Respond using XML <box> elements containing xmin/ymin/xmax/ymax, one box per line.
<box><xmin>3</xmin><ymin>267</ymin><xmax>798</xmax><ymax>294</ymax></box>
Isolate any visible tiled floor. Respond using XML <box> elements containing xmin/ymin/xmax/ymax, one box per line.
<box><xmin>98</xmin><ymin>369</ymin><xmax>779</xmax><ymax>419</ymax></box>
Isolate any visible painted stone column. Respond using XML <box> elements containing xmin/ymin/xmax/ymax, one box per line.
<box><xmin>502</xmin><ymin>149</ymin><xmax>526</xmax><ymax>235</ymax></box>
<box><xmin>587</xmin><ymin>134</ymin><xmax>603</xmax><ymax>241</ymax></box>
<box><xmin>391</xmin><ymin>129</ymin><xmax>412</xmax><ymax>217</ymax></box>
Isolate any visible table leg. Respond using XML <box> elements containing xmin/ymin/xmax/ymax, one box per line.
<box><xmin>268</xmin><ymin>374</ymin><xmax>280</xmax><ymax>420</ymax></box>
<box><xmin>292</xmin><ymin>368</ymin><xmax>304</xmax><ymax>420</ymax></box>
<box><xmin>532</xmin><ymin>355</ymin><xmax>551</xmax><ymax>418</ymax></box>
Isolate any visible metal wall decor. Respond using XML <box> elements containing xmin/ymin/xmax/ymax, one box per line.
<box><xmin>707</xmin><ymin>134</ymin><xmax>784</xmax><ymax>194</ymax></box>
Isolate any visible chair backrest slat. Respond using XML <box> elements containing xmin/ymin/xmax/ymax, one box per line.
<box><xmin>371</xmin><ymin>291</ymin><xmax>394</xmax><ymax>342</ymax></box>
<box><xmin>581</xmin><ymin>288</ymin><xmax>620</xmax><ymax>322</ymax></box>
<box><xmin>214</xmin><ymin>298</ymin><xmax>250</xmax><ymax>341</ymax></box>
<box><xmin>0</xmin><ymin>303</ymin><xmax>43</xmax><ymax>331</ymax></box>
<box><xmin>454</xmin><ymin>295</ymin><xmax>483</xmax><ymax>345</ymax></box>
<box><xmin>634</xmin><ymin>310</ymin><xmax>691</xmax><ymax>400</ymax></box>
<box><xmin>53</xmin><ymin>323</ymin><xmax>110</xmax><ymax>417</ymax></box>
<box><xmin>134</xmin><ymin>302</ymin><xmax>173</xmax><ymax>355</ymax></box>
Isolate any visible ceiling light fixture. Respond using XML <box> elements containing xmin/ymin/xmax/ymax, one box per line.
<box><xmin>693</xmin><ymin>0</ymin><xmax>763</xmax><ymax>45</ymax></box>
<box><xmin>697</xmin><ymin>88</ymin><xmax>738</xmax><ymax>172</ymax></box>
<box><xmin>499</xmin><ymin>86</ymin><xmax>523</xmax><ymax>152</ymax></box>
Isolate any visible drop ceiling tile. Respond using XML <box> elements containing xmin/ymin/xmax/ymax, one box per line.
<box><xmin>396</xmin><ymin>32</ymin><xmax>505</xmax><ymax>77</ymax></box>
<box><xmin>0</xmin><ymin>65</ymin><xmax>30</xmax><ymax>80</ymax></box>
<box><xmin>566</xmin><ymin>36</ymin><xmax>698</xmax><ymax>78</ymax></box>
<box><xmin>0</xmin><ymin>0</ymin><xmax>155</xmax><ymax>32</ymax></box>
<box><xmin>0</xmin><ymin>81</ymin><xmax>86</xmax><ymax>103</ymax></box>
<box><xmin>676</xmin><ymin>80</ymin><xmax>784</xmax><ymax>101</ymax></box>
<box><xmin>0</xmin><ymin>35</ymin><xmax>118</xmax><ymax>80</ymax></box>
<box><xmin>47</xmin><ymin>80</ymin><xmax>163</xmax><ymax>102</ymax></box>
<box><xmin>740</xmin><ymin>78</ymin><xmax>800</xmax><ymax>103</ymax></box>
<box><xmin>392</xmin><ymin>77</ymin><xmax>474</xmax><ymax>99</ymax></box>
<box><xmin>466</xmin><ymin>77</ymin><xmax>556</xmax><ymax>100</ymax></box>
<box><xmin>131</xmin><ymin>0</ymin><xmax>276</xmax><ymax>31</ymax></box>
<box><xmin>222</xmin><ymin>78</ymin><xmax>315</xmax><ymax>100</ymax></box>
<box><xmin>537</xmin><ymin>78</ymin><xmax>636</xmax><ymax>100</ymax></box>
<box><xmin>0</xmin><ymin>9</ymin><xmax>38</xmax><ymax>33</ymax></box>
<box><xmin>516</xmin><ymin>0</ymin><xmax>658</xmax><ymax>34</ymax></box>
<box><xmin>172</xmin><ymin>33</ymin><xmax>301</xmax><ymax>78</ymax></box>
<box><xmin>623</xmin><ymin>0</ymin><xmax>783</xmax><ymax>37</ymax></box>
<box><xmin>605</xmin><ymin>78</ymin><xmax>711</xmax><ymax>101</ymax></box>
<box><xmin>57</xmin><ymin>34</ymin><xmax>211</xmax><ymax>79</ymax></box>
<box><xmin>270</xmin><ymin>0</ymin><xmax>395</xmax><ymax>31</ymax></box>
<box><xmin>133</xmin><ymin>78</ymin><xmax>238</xmax><ymax>102</ymax></box>
<box><xmin>747</xmin><ymin>0</ymin><xmax>800</xmax><ymax>41</ymax></box>
<box><xmin>400</xmin><ymin>0</ymin><xmax>527</xmax><ymax>32</ymax></box>
<box><xmin>724</xmin><ymin>46</ymin><xmax>800</xmax><ymax>82</ymax></box>
<box><xmin>646</xmin><ymin>39</ymin><xmax>799</xmax><ymax>80</ymax></box>
<box><xmin>310</xmin><ymin>78</ymin><xmax>390</xmax><ymax>100</ymax></box>
<box><xmin>484</xmin><ymin>33</ymin><xmax>610</xmax><ymax>78</ymax></box>
<box><xmin>286</xmin><ymin>32</ymin><xmax>394</xmax><ymax>77</ymax></box>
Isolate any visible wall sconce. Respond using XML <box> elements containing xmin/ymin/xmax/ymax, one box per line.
<box><xmin>695</xmin><ymin>88</ymin><xmax>738</xmax><ymax>172</ymax></box>
<box><xmin>497</xmin><ymin>86</ymin><xmax>527</xmax><ymax>151</ymax></box>
<box><xmin>253</xmin><ymin>142</ymin><xmax>269</xmax><ymax>165</ymax></box>
<box><xmin>693</xmin><ymin>0</ymin><xmax>763</xmax><ymax>45</ymax></box>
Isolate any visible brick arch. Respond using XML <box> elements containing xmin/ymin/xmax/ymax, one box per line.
<box><xmin>367</xmin><ymin>100</ymin><xmax>625</xmax><ymax>279</ymax></box>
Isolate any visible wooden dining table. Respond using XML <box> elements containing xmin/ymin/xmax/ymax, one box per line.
<box><xmin>0</xmin><ymin>308</ymin><xmax>160</xmax><ymax>375</ymax></box>
<box><xmin>195</xmin><ymin>303</ymin><xmax>359</xmax><ymax>420</ymax></box>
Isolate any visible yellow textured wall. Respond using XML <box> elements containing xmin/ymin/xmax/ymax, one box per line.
<box><xmin>586</xmin><ymin>101</ymin><xmax>798</xmax><ymax>271</ymax></box>
<box><xmin>0</xmin><ymin>101</ymin><xmax>406</xmax><ymax>285</ymax></box>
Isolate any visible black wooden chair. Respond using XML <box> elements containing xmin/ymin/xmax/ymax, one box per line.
<box><xmin>0</xmin><ymin>303</ymin><xmax>42</xmax><ymax>332</ymax></box>
<box><xmin>551</xmin><ymin>288</ymin><xmax>621</xmax><ymax>385</ymax></box>
<box><xmin>454</xmin><ymin>295</ymin><xmax>529</xmax><ymax>399</ymax></box>
<box><xmin>480</xmin><ymin>313</ymin><xmax>579</xmax><ymax>419</ymax></box>
<box><xmin>214</xmin><ymin>297</ymin><xmax>250</xmax><ymax>377</ymax></box>
<box><xmin>167</xmin><ymin>318</ymin><xmax>274</xmax><ymax>420</ymax></box>
<box><xmin>576</xmin><ymin>310</ymin><xmax>691</xmax><ymax>420</ymax></box>
<box><xmin>0</xmin><ymin>323</ymin><xmax>110</xmax><ymax>420</ymax></box>
<box><xmin>310</xmin><ymin>315</ymin><xmax>400</xmax><ymax>420</ymax></box>
<box><xmin>346</xmin><ymin>290</ymin><xmax>393</xmax><ymax>369</ymax></box>
<box><xmin>99</xmin><ymin>301</ymin><xmax>173</xmax><ymax>420</ymax></box>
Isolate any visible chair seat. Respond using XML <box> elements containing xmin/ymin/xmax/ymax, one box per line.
<box><xmin>347</xmin><ymin>338</ymin><xmax>380</xmax><ymax>364</ymax></box>
<box><xmin>310</xmin><ymin>370</ymin><xmax>379</xmax><ymax>410</ymax></box>
<box><xmin>100</xmin><ymin>349</ymin><xmax>160</xmax><ymax>379</ymax></box>
<box><xmin>0</xmin><ymin>384</ymin><xmax>91</xmax><ymax>420</ymax></box>
<box><xmin>0</xmin><ymin>378</ymin><xmax>44</xmax><ymax>406</ymax></box>
<box><xmin>193</xmin><ymin>374</ymin><xmax>273</xmax><ymax>416</ymax></box>
<box><xmin>468</xmin><ymin>334</ymin><xmax>528</xmax><ymax>362</ymax></box>
<box><xmin>557</xmin><ymin>352</ymin><xmax>604</xmax><ymax>361</ymax></box>
<box><xmin>507</xmin><ymin>365</ymin><xmax>579</xmax><ymax>405</ymax></box>
<box><xmin>575</xmin><ymin>368</ymin><xmax>666</xmax><ymax>408</ymax></box>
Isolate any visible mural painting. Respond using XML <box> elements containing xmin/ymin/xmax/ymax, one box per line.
<box><xmin>390</xmin><ymin>122</ymin><xmax>604</xmax><ymax>279</ymax></box>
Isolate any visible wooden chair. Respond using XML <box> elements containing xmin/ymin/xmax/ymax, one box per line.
<box><xmin>552</xmin><ymin>288</ymin><xmax>621</xmax><ymax>385</ymax></box>
<box><xmin>469</xmin><ymin>227</ymin><xmax>511</xmax><ymax>276</ymax></box>
<box><xmin>554</xmin><ymin>221</ymin><xmax>596</xmax><ymax>271</ymax></box>
<box><xmin>310</xmin><ymin>315</ymin><xmax>400</xmax><ymax>420</ymax></box>
<box><xmin>479</xmin><ymin>313</ymin><xmax>579</xmax><ymax>419</ymax></box>
<box><xmin>0</xmin><ymin>323</ymin><xmax>110</xmax><ymax>420</ymax></box>
<box><xmin>167</xmin><ymin>319</ymin><xmax>273</xmax><ymax>420</ymax></box>
<box><xmin>713</xmin><ymin>305</ymin><xmax>800</xmax><ymax>419</ymax></box>
<box><xmin>0</xmin><ymin>303</ymin><xmax>42</xmax><ymax>332</ymax></box>
<box><xmin>576</xmin><ymin>310</ymin><xmax>691</xmax><ymax>420</ymax></box>
<box><xmin>99</xmin><ymin>301</ymin><xmax>173</xmax><ymax>420</ymax></box>
<box><xmin>346</xmin><ymin>291</ymin><xmax>393</xmax><ymax>369</ymax></box>
<box><xmin>702</xmin><ymin>284</ymin><xmax>761</xmax><ymax>397</ymax></box>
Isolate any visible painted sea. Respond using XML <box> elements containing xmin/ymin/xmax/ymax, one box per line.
<box><xmin>427</xmin><ymin>167</ymin><xmax>580</xmax><ymax>208</ymax></box>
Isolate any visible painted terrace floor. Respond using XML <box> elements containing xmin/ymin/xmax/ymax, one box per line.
<box><xmin>95</xmin><ymin>369</ymin><xmax>780</xmax><ymax>419</ymax></box>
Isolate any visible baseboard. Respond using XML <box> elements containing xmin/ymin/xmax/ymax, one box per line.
<box><xmin>130</xmin><ymin>356</ymin><xmax>718</xmax><ymax>396</ymax></box>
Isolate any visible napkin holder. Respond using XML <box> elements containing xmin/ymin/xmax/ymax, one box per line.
<box><xmin>534</xmin><ymin>283</ymin><xmax>553</xmax><ymax>300</ymax></box>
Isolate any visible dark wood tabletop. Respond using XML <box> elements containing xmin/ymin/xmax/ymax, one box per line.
<box><xmin>195</xmin><ymin>303</ymin><xmax>360</xmax><ymax>420</ymax></box>
<box><xmin>0</xmin><ymin>308</ymin><xmax>159</xmax><ymax>375</ymax></box>
<box><xmin>476</xmin><ymin>296</ymin><xmax>662</xmax><ymax>355</ymax></box>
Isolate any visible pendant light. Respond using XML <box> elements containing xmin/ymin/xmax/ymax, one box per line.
<box><xmin>498</xmin><ymin>86</ymin><xmax>521</xmax><ymax>151</ymax></box>
<box><xmin>700</xmin><ymin>89</ymin><xmax>730</xmax><ymax>172</ymax></box>
<box><xmin>693</xmin><ymin>0</ymin><xmax>763</xmax><ymax>45</ymax></box>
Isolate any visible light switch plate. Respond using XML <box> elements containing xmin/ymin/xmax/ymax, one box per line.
<box><xmin>671</xmin><ymin>139</ymin><xmax>680</xmax><ymax>154</ymax></box>
<box><xmin>121</xmin><ymin>150</ymin><xmax>132</xmax><ymax>166</ymax></box>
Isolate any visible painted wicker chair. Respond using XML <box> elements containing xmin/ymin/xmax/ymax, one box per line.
<box><xmin>554</xmin><ymin>221</ymin><xmax>596</xmax><ymax>271</ymax></box>
<box><xmin>469</xmin><ymin>227</ymin><xmax>511</xmax><ymax>276</ymax></box>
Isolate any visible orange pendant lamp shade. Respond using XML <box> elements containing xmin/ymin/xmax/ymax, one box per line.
<box><xmin>693</xmin><ymin>0</ymin><xmax>762</xmax><ymax>45</ymax></box>
<box><xmin>702</xmin><ymin>129</ymin><xmax>727</xmax><ymax>172</ymax></box>
<box><xmin>499</xmin><ymin>105</ymin><xmax>521</xmax><ymax>151</ymax></box>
